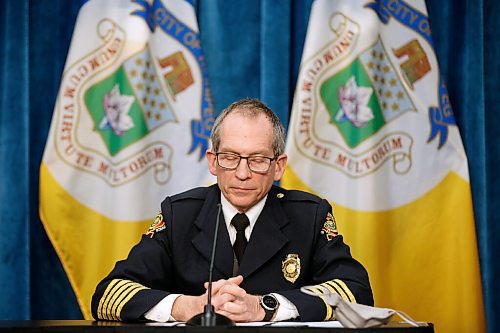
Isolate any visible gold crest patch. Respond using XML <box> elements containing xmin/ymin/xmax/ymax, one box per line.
<box><xmin>146</xmin><ymin>212</ymin><xmax>166</xmax><ymax>238</ymax></box>
<box><xmin>321</xmin><ymin>212</ymin><xmax>338</xmax><ymax>241</ymax></box>
<box><xmin>282</xmin><ymin>254</ymin><xmax>301</xmax><ymax>283</ymax></box>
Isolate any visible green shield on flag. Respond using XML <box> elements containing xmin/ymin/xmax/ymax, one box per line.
<box><xmin>321</xmin><ymin>39</ymin><xmax>414</xmax><ymax>149</ymax></box>
<box><xmin>85</xmin><ymin>68</ymin><xmax>149</xmax><ymax>156</ymax></box>
<box><xmin>320</xmin><ymin>58</ymin><xmax>385</xmax><ymax>149</ymax></box>
<box><xmin>84</xmin><ymin>46</ymin><xmax>175</xmax><ymax>157</ymax></box>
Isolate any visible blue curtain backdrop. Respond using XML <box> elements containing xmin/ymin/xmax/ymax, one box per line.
<box><xmin>0</xmin><ymin>0</ymin><xmax>498</xmax><ymax>332</ymax></box>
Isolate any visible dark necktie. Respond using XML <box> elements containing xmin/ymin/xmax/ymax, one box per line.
<box><xmin>231</xmin><ymin>213</ymin><xmax>250</xmax><ymax>264</ymax></box>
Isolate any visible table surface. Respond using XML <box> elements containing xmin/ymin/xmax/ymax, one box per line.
<box><xmin>0</xmin><ymin>320</ymin><xmax>435</xmax><ymax>333</ymax></box>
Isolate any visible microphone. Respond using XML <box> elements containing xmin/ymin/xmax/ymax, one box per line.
<box><xmin>186</xmin><ymin>203</ymin><xmax>235</xmax><ymax>326</ymax></box>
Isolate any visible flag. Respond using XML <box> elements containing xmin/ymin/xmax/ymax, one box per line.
<box><xmin>40</xmin><ymin>0</ymin><xmax>215</xmax><ymax>319</ymax></box>
<box><xmin>282</xmin><ymin>1</ymin><xmax>485</xmax><ymax>332</ymax></box>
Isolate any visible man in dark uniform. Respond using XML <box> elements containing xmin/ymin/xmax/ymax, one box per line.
<box><xmin>91</xmin><ymin>98</ymin><xmax>373</xmax><ymax>322</ymax></box>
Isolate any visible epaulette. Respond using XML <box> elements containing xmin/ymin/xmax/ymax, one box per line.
<box><xmin>275</xmin><ymin>187</ymin><xmax>322</xmax><ymax>203</ymax></box>
<box><xmin>170</xmin><ymin>186</ymin><xmax>212</xmax><ymax>202</ymax></box>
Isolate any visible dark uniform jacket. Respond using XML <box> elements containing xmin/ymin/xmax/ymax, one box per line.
<box><xmin>91</xmin><ymin>184</ymin><xmax>373</xmax><ymax>322</ymax></box>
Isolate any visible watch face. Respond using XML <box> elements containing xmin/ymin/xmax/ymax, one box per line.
<box><xmin>262</xmin><ymin>294</ymin><xmax>278</xmax><ymax>310</ymax></box>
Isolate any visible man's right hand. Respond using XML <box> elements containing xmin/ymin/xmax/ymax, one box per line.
<box><xmin>170</xmin><ymin>275</ymin><xmax>244</xmax><ymax>321</ymax></box>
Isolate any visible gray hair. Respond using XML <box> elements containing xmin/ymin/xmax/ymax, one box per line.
<box><xmin>210</xmin><ymin>98</ymin><xmax>286</xmax><ymax>156</ymax></box>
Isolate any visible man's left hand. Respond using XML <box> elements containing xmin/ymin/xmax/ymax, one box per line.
<box><xmin>208</xmin><ymin>275</ymin><xmax>266</xmax><ymax>322</ymax></box>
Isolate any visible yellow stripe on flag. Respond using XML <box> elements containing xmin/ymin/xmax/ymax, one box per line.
<box><xmin>40</xmin><ymin>164</ymin><xmax>150</xmax><ymax>319</ymax></box>
<box><xmin>283</xmin><ymin>166</ymin><xmax>485</xmax><ymax>333</ymax></box>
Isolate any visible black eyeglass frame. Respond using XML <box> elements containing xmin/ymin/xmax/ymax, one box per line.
<box><xmin>215</xmin><ymin>152</ymin><xmax>278</xmax><ymax>173</ymax></box>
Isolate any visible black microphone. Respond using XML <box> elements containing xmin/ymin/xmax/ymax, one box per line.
<box><xmin>186</xmin><ymin>203</ymin><xmax>235</xmax><ymax>326</ymax></box>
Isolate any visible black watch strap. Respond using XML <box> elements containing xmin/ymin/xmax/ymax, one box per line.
<box><xmin>260</xmin><ymin>294</ymin><xmax>279</xmax><ymax>321</ymax></box>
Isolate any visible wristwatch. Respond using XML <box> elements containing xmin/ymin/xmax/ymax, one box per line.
<box><xmin>260</xmin><ymin>294</ymin><xmax>279</xmax><ymax>321</ymax></box>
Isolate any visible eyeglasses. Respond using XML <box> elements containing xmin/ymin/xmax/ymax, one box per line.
<box><xmin>216</xmin><ymin>152</ymin><xmax>277</xmax><ymax>173</ymax></box>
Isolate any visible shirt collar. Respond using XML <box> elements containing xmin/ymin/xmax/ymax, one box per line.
<box><xmin>220</xmin><ymin>193</ymin><xmax>268</xmax><ymax>232</ymax></box>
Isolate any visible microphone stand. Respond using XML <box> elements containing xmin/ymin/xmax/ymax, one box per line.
<box><xmin>186</xmin><ymin>204</ymin><xmax>235</xmax><ymax>326</ymax></box>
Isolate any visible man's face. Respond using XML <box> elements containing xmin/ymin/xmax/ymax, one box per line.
<box><xmin>206</xmin><ymin>112</ymin><xmax>287</xmax><ymax>212</ymax></box>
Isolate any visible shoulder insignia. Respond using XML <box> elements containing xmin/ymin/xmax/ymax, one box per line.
<box><xmin>146</xmin><ymin>212</ymin><xmax>166</xmax><ymax>238</ymax></box>
<box><xmin>321</xmin><ymin>212</ymin><xmax>338</xmax><ymax>241</ymax></box>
